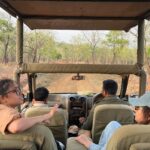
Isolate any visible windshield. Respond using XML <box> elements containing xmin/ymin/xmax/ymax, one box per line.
<box><xmin>21</xmin><ymin>73</ymin><xmax>150</xmax><ymax>96</ymax></box>
<box><xmin>35</xmin><ymin>73</ymin><xmax>122</xmax><ymax>95</ymax></box>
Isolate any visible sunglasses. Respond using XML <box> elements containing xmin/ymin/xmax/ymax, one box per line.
<box><xmin>5</xmin><ymin>87</ymin><xmax>22</xmax><ymax>96</ymax></box>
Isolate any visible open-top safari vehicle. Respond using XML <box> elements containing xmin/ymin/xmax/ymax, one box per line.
<box><xmin>0</xmin><ymin>1</ymin><xmax>150</xmax><ymax>150</ymax></box>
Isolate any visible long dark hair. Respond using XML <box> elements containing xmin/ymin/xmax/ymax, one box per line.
<box><xmin>143</xmin><ymin>106</ymin><xmax>150</xmax><ymax>118</ymax></box>
<box><xmin>141</xmin><ymin>106</ymin><xmax>150</xmax><ymax>124</ymax></box>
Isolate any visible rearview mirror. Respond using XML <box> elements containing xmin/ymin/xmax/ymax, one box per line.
<box><xmin>72</xmin><ymin>73</ymin><xmax>85</xmax><ymax>80</ymax></box>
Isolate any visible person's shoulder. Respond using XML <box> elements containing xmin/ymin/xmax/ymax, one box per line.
<box><xmin>119</xmin><ymin>99</ymin><xmax>130</xmax><ymax>105</ymax></box>
<box><xmin>110</xmin><ymin>97</ymin><xmax>130</xmax><ymax>105</ymax></box>
<box><xmin>95</xmin><ymin>96</ymin><xmax>129</xmax><ymax>105</ymax></box>
<box><xmin>95</xmin><ymin>96</ymin><xmax>116</xmax><ymax>104</ymax></box>
<box><xmin>0</xmin><ymin>104</ymin><xmax>8</xmax><ymax>109</ymax></box>
<box><xmin>0</xmin><ymin>104</ymin><xmax>14</xmax><ymax>111</ymax></box>
<box><xmin>25</xmin><ymin>105</ymin><xmax>50</xmax><ymax>114</ymax></box>
<box><xmin>25</xmin><ymin>106</ymin><xmax>34</xmax><ymax>112</ymax></box>
<box><xmin>0</xmin><ymin>104</ymin><xmax>20</xmax><ymax>117</ymax></box>
<box><xmin>94</xmin><ymin>100</ymin><xmax>108</xmax><ymax>108</ymax></box>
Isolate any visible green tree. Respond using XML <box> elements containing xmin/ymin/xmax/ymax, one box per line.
<box><xmin>56</xmin><ymin>42</ymin><xmax>73</xmax><ymax>63</ymax></box>
<box><xmin>104</xmin><ymin>31</ymin><xmax>129</xmax><ymax>63</ymax></box>
<box><xmin>0</xmin><ymin>18</ymin><xmax>15</xmax><ymax>64</ymax></box>
<box><xmin>24</xmin><ymin>31</ymin><xmax>60</xmax><ymax>63</ymax></box>
<box><xmin>82</xmin><ymin>31</ymin><xmax>101</xmax><ymax>64</ymax></box>
<box><xmin>70</xmin><ymin>35</ymin><xmax>87</xmax><ymax>63</ymax></box>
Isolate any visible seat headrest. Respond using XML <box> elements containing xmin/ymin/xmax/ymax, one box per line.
<box><xmin>107</xmin><ymin>125</ymin><xmax>150</xmax><ymax>150</ymax></box>
<box><xmin>25</xmin><ymin>107</ymin><xmax>66</xmax><ymax>126</ymax></box>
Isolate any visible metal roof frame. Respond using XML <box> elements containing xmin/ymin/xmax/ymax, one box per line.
<box><xmin>0</xmin><ymin>0</ymin><xmax>150</xmax><ymax>30</ymax></box>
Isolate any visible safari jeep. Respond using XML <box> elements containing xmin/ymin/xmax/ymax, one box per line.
<box><xmin>0</xmin><ymin>1</ymin><xmax>150</xmax><ymax>150</ymax></box>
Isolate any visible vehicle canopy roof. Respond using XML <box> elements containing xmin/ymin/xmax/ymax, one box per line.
<box><xmin>0</xmin><ymin>0</ymin><xmax>150</xmax><ymax>31</ymax></box>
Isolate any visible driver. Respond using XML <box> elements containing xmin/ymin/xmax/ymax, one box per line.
<box><xmin>80</xmin><ymin>79</ymin><xmax>129</xmax><ymax>135</ymax></box>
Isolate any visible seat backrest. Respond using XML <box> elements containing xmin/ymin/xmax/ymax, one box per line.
<box><xmin>92</xmin><ymin>104</ymin><xmax>134</xmax><ymax>143</ymax></box>
<box><xmin>130</xmin><ymin>143</ymin><xmax>150</xmax><ymax>150</ymax></box>
<box><xmin>0</xmin><ymin>124</ymin><xmax>57</xmax><ymax>150</ymax></box>
<box><xmin>106</xmin><ymin>125</ymin><xmax>150</xmax><ymax>150</ymax></box>
<box><xmin>25</xmin><ymin>107</ymin><xmax>68</xmax><ymax>145</ymax></box>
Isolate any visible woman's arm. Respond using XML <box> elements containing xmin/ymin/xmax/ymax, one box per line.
<box><xmin>75</xmin><ymin>134</ymin><xmax>93</xmax><ymax>148</ymax></box>
<box><xmin>76</xmin><ymin>121</ymin><xmax>122</xmax><ymax>150</ymax></box>
<box><xmin>7</xmin><ymin>104</ymin><xmax>58</xmax><ymax>133</ymax></box>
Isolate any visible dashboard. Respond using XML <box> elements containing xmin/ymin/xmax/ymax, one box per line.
<box><xmin>47</xmin><ymin>93</ymin><xmax>93</xmax><ymax>126</ymax></box>
<box><xmin>68</xmin><ymin>95</ymin><xmax>87</xmax><ymax>126</ymax></box>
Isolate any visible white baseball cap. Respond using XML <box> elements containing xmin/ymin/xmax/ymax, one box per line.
<box><xmin>129</xmin><ymin>92</ymin><xmax>150</xmax><ymax>107</ymax></box>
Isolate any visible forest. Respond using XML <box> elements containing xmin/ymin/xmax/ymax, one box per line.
<box><xmin>0</xmin><ymin>16</ymin><xmax>150</xmax><ymax>66</ymax></box>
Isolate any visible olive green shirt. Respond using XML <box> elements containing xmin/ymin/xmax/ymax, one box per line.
<box><xmin>81</xmin><ymin>96</ymin><xmax>129</xmax><ymax>130</ymax></box>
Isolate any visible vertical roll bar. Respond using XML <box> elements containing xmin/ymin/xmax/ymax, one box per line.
<box><xmin>137</xmin><ymin>20</ymin><xmax>146</xmax><ymax>96</ymax></box>
<box><xmin>15</xmin><ymin>17</ymin><xmax>23</xmax><ymax>85</ymax></box>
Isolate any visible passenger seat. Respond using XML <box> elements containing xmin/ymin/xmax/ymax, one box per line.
<box><xmin>25</xmin><ymin>107</ymin><xmax>68</xmax><ymax>145</ymax></box>
<box><xmin>107</xmin><ymin>124</ymin><xmax>150</xmax><ymax>150</ymax></box>
<box><xmin>92</xmin><ymin>104</ymin><xmax>134</xmax><ymax>143</ymax></box>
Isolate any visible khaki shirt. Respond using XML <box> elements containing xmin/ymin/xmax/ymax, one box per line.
<box><xmin>81</xmin><ymin>96</ymin><xmax>129</xmax><ymax>130</ymax></box>
<box><xmin>0</xmin><ymin>104</ymin><xmax>21</xmax><ymax>134</ymax></box>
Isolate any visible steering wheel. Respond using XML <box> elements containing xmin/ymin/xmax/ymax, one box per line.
<box><xmin>92</xmin><ymin>93</ymin><xmax>104</xmax><ymax>105</ymax></box>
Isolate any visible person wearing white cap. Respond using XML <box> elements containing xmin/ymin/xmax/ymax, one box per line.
<box><xmin>75</xmin><ymin>92</ymin><xmax>150</xmax><ymax>150</ymax></box>
<box><xmin>129</xmin><ymin>92</ymin><xmax>150</xmax><ymax>107</ymax></box>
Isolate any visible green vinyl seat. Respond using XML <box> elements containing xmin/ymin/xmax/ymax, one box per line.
<box><xmin>25</xmin><ymin>107</ymin><xmax>68</xmax><ymax>145</ymax></box>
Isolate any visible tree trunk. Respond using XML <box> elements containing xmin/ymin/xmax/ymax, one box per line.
<box><xmin>37</xmin><ymin>55</ymin><xmax>41</xmax><ymax>63</ymax></box>
<box><xmin>92</xmin><ymin>50</ymin><xmax>95</xmax><ymax>64</ymax></box>
<box><xmin>111</xmin><ymin>44</ymin><xmax>117</xmax><ymax>64</ymax></box>
<box><xmin>2</xmin><ymin>35</ymin><xmax>10</xmax><ymax>64</ymax></box>
<box><xmin>32</xmin><ymin>48</ymin><xmax>37</xmax><ymax>63</ymax></box>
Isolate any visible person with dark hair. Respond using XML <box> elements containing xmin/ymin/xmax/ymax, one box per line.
<box><xmin>0</xmin><ymin>78</ymin><xmax>58</xmax><ymax>150</ymax></box>
<box><xmin>25</xmin><ymin>86</ymin><xmax>65</xmax><ymax>150</ymax></box>
<box><xmin>31</xmin><ymin>87</ymin><xmax>49</xmax><ymax>107</ymax></box>
<box><xmin>80</xmin><ymin>79</ymin><xmax>129</xmax><ymax>134</ymax></box>
<box><xmin>102</xmin><ymin>79</ymin><xmax>118</xmax><ymax>95</ymax></box>
<box><xmin>75</xmin><ymin>93</ymin><xmax>150</xmax><ymax>150</ymax></box>
<box><xmin>34</xmin><ymin>87</ymin><xmax>49</xmax><ymax>102</ymax></box>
